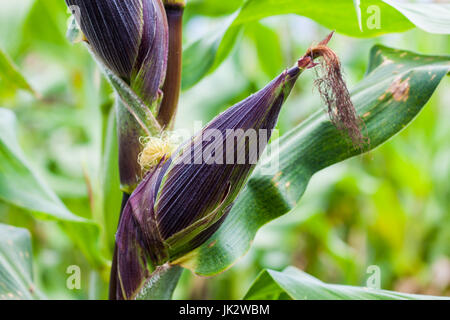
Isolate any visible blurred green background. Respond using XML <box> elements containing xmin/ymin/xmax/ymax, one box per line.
<box><xmin>0</xmin><ymin>0</ymin><xmax>448</xmax><ymax>299</ymax></box>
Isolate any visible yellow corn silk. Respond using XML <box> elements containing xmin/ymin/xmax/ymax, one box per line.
<box><xmin>138</xmin><ymin>135</ymin><xmax>177</xmax><ymax>173</ymax></box>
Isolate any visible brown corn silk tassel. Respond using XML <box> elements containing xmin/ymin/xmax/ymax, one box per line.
<box><xmin>300</xmin><ymin>32</ymin><xmax>367</xmax><ymax>149</ymax></box>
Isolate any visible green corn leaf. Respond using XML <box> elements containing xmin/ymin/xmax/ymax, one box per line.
<box><xmin>135</xmin><ymin>265</ymin><xmax>183</xmax><ymax>300</ymax></box>
<box><xmin>0</xmin><ymin>0</ymin><xmax>34</xmax><ymax>54</ymax></box>
<box><xmin>182</xmin><ymin>0</ymin><xmax>415</xmax><ymax>90</ymax></box>
<box><xmin>0</xmin><ymin>224</ymin><xmax>45</xmax><ymax>300</ymax></box>
<box><xmin>243</xmin><ymin>266</ymin><xmax>448</xmax><ymax>300</ymax></box>
<box><xmin>186</xmin><ymin>0</ymin><xmax>245</xmax><ymax>17</ymax></box>
<box><xmin>177</xmin><ymin>46</ymin><xmax>450</xmax><ymax>276</ymax></box>
<box><xmin>0</xmin><ymin>48</ymin><xmax>36</xmax><ymax>96</ymax></box>
<box><xmin>101</xmin><ymin>107</ymin><xmax>122</xmax><ymax>255</ymax></box>
<box><xmin>246</xmin><ymin>22</ymin><xmax>284</xmax><ymax>78</ymax></box>
<box><xmin>384</xmin><ymin>0</ymin><xmax>450</xmax><ymax>34</ymax></box>
<box><xmin>181</xmin><ymin>15</ymin><xmax>242</xmax><ymax>90</ymax></box>
<box><xmin>21</xmin><ymin>0</ymin><xmax>70</xmax><ymax>52</ymax></box>
<box><xmin>0</xmin><ymin>108</ymin><xmax>105</xmax><ymax>269</ymax></box>
<box><xmin>232</xmin><ymin>0</ymin><xmax>413</xmax><ymax>36</ymax></box>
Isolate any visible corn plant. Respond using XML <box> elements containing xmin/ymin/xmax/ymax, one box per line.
<box><xmin>0</xmin><ymin>0</ymin><xmax>449</xmax><ymax>300</ymax></box>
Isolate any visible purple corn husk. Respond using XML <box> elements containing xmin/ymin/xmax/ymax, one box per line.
<box><xmin>115</xmin><ymin>65</ymin><xmax>303</xmax><ymax>299</ymax></box>
<box><xmin>66</xmin><ymin>0</ymin><xmax>168</xmax><ymax>108</ymax></box>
